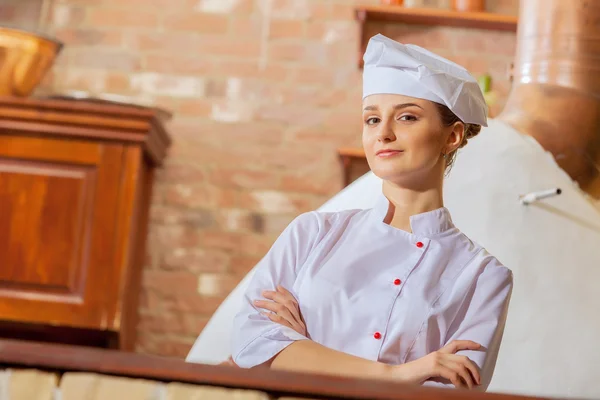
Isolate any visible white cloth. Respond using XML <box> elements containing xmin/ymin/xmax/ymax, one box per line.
<box><xmin>231</xmin><ymin>192</ymin><xmax>513</xmax><ymax>390</ymax></box>
<box><xmin>362</xmin><ymin>34</ymin><xmax>488</xmax><ymax>126</ymax></box>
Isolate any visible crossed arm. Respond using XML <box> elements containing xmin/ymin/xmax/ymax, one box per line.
<box><xmin>235</xmin><ymin>285</ymin><xmax>484</xmax><ymax>390</ymax></box>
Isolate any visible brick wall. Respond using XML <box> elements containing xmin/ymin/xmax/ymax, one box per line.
<box><xmin>1</xmin><ymin>0</ymin><xmax>518</xmax><ymax>358</ymax></box>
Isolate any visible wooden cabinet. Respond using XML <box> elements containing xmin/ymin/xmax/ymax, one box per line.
<box><xmin>0</xmin><ymin>96</ymin><xmax>171</xmax><ymax>350</ymax></box>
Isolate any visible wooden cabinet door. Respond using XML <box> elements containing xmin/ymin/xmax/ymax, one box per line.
<box><xmin>0</xmin><ymin>134</ymin><xmax>124</xmax><ymax>331</ymax></box>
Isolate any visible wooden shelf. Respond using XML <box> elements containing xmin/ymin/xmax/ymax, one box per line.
<box><xmin>355</xmin><ymin>5</ymin><xmax>518</xmax><ymax>31</ymax></box>
<box><xmin>338</xmin><ymin>147</ymin><xmax>368</xmax><ymax>187</ymax></box>
<box><xmin>338</xmin><ymin>147</ymin><xmax>366</xmax><ymax>159</ymax></box>
<box><xmin>355</xmin><ymin>5</ymin><xmax>518</xmax><ymax>67</ymax></box>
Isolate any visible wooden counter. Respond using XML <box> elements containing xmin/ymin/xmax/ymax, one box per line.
<box><xmin>0</xmin><ymin>339</ymin><xmax>552</xmax><ymax>400</ymax></box>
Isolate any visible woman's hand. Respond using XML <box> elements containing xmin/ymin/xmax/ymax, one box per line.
<box><xmin>254</xmin><ymin>285</ymin><xmax>307</xmax><ymax>337</ymax></box>
<box><xmin>394</xmin><ymin>340</ymin><xmax>482</xmax><ymax>389</ymax></box>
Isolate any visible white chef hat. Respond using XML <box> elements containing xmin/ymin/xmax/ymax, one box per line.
<box><xmin>362</xmin><ymin>34</ymin><xmax>488</xmax><ymax>127</ymax></box>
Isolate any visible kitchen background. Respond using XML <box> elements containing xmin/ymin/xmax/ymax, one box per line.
<box><xmin>0</xmin><ymin>0</ymin><xmax>518</xmax><ymax>357</ymax></box>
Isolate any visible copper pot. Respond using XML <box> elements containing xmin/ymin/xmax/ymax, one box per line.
<box><xmin>0</xmin><ymin>27</ymin><xmax>63</xmax><ymax>97</ymax></box>
<box><xmin>451</xmin><ymin>0</ymin><xmax>485</xmax><ymax>12</ymax></box>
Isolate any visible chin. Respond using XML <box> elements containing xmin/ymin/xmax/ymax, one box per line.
<box><xmin>371</xmin><ymin>166</ymin><xmax>413</xmax><ymax>182</ymax></box>
<box><xmin>371</xmin><ymin>164</ymin><xmax>440</xmax><ymax>187</ymax></box>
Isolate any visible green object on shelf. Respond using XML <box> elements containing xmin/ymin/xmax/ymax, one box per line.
<box><xmin>478</xmin><ymin>74</ymin><xmax>491</xmax><ymax>93</ymax></box>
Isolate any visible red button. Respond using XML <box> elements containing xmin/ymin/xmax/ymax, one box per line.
<box><xmin>416</xmin><ymin>241</ymin><xmax>424</xmax><ymax>248</ymax></box>
<box><xmin>394</xmin><ymin>278</ymin><xmax>401</xmax><ymax>285</ymax></box>
<box><xmin>373</xmin><ymin>332</ymin><xmax>382</xmax><ymax>340</ymax></box>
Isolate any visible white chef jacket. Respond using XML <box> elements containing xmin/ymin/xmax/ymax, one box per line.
<box><xmin>232</xmin><ymin>193</ymin><xmax>513</xmax><ymax>389</ymax></box>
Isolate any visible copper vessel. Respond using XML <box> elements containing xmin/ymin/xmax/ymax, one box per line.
<box><xmin>0</xmin><ymin>27</ymin><xmax>63</xmax><ymax>97</ymax></box>
<box><xmin>498</xmin><ymin>0</ymin><xmax>600</xmax><ymax>199</ymax></box>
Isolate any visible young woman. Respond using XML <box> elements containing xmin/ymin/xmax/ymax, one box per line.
<box><xmin>231</xmin><ymin>34</ymin><xmax>513</xmax><ymax>391</ymax></box>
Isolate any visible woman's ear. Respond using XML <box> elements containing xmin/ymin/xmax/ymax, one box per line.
<box><xmin>445</xmin><ymin>122</ymin><xmax>465</xmax><ymax>154</ymax></box>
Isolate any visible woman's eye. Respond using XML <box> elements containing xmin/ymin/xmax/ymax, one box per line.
<box><xmin>399</xmin><ymin>115</ymin><xmax>417</xmax><ymax>121</ymax></box>
<box><xmin>366</xmin><ymin>117</ymin><xmax>381</xmax><ymax>125</ymax></box>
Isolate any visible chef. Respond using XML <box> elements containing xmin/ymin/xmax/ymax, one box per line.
<box><xmin>230</xmin><ymin>34</ymin><xmax>513</xmax><ymax>391</ymax></box>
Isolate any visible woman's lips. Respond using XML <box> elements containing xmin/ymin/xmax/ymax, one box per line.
<box><xmin>376</xmin><ymin>150</ymin><xmax>403</xmax><ymax>158</ymax></box>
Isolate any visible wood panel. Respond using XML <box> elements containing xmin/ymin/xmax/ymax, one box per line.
<box><xmin>0</xmin><ymin>96</ymin><xmax>172</xmax><ymax>349</ymax></box>
<box><xmin>0</xmin><ymin>160</ymin><xmax>94</xmax><ymax>304</ymax></box>
<box><xmin>0</xmin><ymin>135</ymin><xmax>124</xmax><ymax>330</ymax></box>
<box><xmin>0</xmin><ymin>339</ymin><xmax>552</xmax><ymax>400</ymax></box>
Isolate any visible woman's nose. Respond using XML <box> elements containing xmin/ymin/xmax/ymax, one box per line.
<box><xmin>376</xmin><ymin>120</ymin><xmax>396</xmax><ymax>142</ymax></box>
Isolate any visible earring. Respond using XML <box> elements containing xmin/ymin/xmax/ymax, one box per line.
<box><xmin>442</xmin><ymin>153</ymin><xmax>447</xmax><ymax>159</ymax></box>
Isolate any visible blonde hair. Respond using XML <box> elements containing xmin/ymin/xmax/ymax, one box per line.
<box><xmin>434</xmin><ymin>103</ymin><xmax>482</xmax><ymax>171</ymax></box>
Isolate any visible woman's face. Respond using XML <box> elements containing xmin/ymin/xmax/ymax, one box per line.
<box><xmin>362</xmin><ymin>94</ymin><xmax>462</xmax><ymax>186</ymax></box>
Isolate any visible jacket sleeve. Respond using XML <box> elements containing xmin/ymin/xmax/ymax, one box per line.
<box><xmin>423</xmin><ymin>257</ymin><xmax>513</xmax><ymax>391</ymax></box>
<box><xmin>231</xmin><ymin>212</ymin><xmax>321</xmax><ymax>368</ymax></box>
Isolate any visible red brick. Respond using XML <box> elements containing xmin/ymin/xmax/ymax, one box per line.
<box><xmin>230</xmin><ymin>16</ymin><xmax>261</xmax><ymax>37</ymax></box>
<box><xmin>158</xmin><ymin>163</ymin><xmax>207</xmax><ymax>183</ymax></box>
<box><xmin>163</xmin><ymin>13</ymin><xmax>229</xmax><ymax>34</ymax></box>
<box><xmin>230</xmin><ymin>255</ymin><xmax>263</xmax><ymax>277</ymax></box>
<box><xmin>197</xmin><ymin>231</ymin><xmax>245</xmax><ymax>252</ymax></box>
<box><xmin>329</xmin><ymin>4</ymin><xmax>356</xmax><ymax>21</ymax></box>
<box><xmin>68</xmin><ymin>48</ymin><xmax>141</xmax><ymax>71</ymax></box>
<box><xmin>260</xmin><ymin>213</ymin><xmax>296</xmax><ymax>236</ymax></box>
<box><xmin>210</xmin><ymin>168</ymin><xmax>280</xmax><ymax>190</ymax></box>
<box><xmin>204</xmin><ymin>78</ymin><xmax>228</xmax><ymax>98</ymax></box>
<box><xmin>164</xmin><ymin>184</ymin><xmax>216</xmax><ymax>209</ymax></box>
<box><xmin>52</xmin><ymin>69</ymin><xmax>121</xmax><ymax>94</ymax></box>
<box><xmin>143</xmin><ymin>270</ymin><xmax>198</xmax><ymax>296</ymax></box>
<box><xmin>289</xmin><ymin>126</ymin><xmax>358</xmax><ymax>147</ymax></box>
<box><xmin>101</xmin><ymin>0</ymin><xmax>186</xmax><ymax>8</ymax></box>
<box><xmin>212</xmin><ymin>60</ymin><xmax>290</xmax><ymax>81</ymax></box>
<box><xmin>215</xmin><ymin>209</ymin><xmax>261</xmax><ymax>233</ymax></box>
<box><xmin>140</xmin><ymin>288</ymin><xmax>163</xmax><ymax>311</ymax></box>
<box><xmin>88</xmin><ymin>8</ymin><xmax>158</xmax><ymax>28</ymax></box>
<box><xmin>137</xmin><ymin>313</ymin><xmax>185</xmax><ymax>335</ymax></box>
<box><xmin>138</xmin><ymin>290</ymin><xmax>149</xmax><ymax>309</ymax></box>
<box><xmin>143</xmin><ymin>54</ymin><xmax>213</xmax><ymax>76</ymax></box>
<box><xmin>134</xmin><ymin>332</ymin><xmax>159</xmax><ymax>354</ymax></box>
<box><xmin>280</xmin><ymin>174</ymin><xmax>335</xmax><ymax>196</ymax></box>
<box><xmin>160</xmin><ymin>248</ymin><xmax>229</xmax><ymax>273</ymax></box>
<box><xmin>183</xmin><ymin>314</ymin><xmax>211</xmax><ymax>336</ymax></box>
<box><xmin>176</xmin><ymin>99</ymin><xmax>213</xmax><ymax>118</ymax></box>
<box><xmin>53</xmin><ymin>28</ymin><xmax>123</xmax><ymax>47</ymax></box>
<box><xmin>270</xmin><ymin>19</ymin><xmax>305</xmax><ymax>39</ymax></box>
<box><xmin>238</xmin><ymin>233</ymin><xmax>277</xmax><ymax>256</ymax></box>
<box><xmin>307</xmin><ymin>3</ymin><xmax>331</xmax><ymax>20</ymax></box>
<box><xmin>237</xmin><ymin>190</ymin><xmax>313</xmax><ymax>214</ymax></box>
<box><xmin>290</xmin><ymin>66</ymin><xmax>335</xmax><ymax>85</ymax></box>
<box><xmin>154</xmin><ymin>338</ymin><xmax>195</xmax><ymax>358</ymax></box>
<box><xmin>205</xmin><ymin>122</ymin><xmax>285</xmax><ymax>147</ymax></box>
<box><xmin>187</xmin><ymin>0</ymin><xmax>254</xmax><ymax>14</ymax></box>
<box><xmin>151</xmin><ymin>207</ymin><xmax>214</xmax><ymax>228</ymax></box>
<box><xmin>51</xmin><ymin>4</ymin><xmax>87</xmax><ymax>28</ymax></box>
<box><xmin>197</xmin><ymin>37</ymin><xmax>261</xmax><ymax>58</ymax></box>
<box><xmin>154</xmin><ymin>225</ymin><xmax>202</xmax><ymax>249</ymax></box>
<box><xmin>105</xmin><ymin>72</ymin><xmax>131</xmax><ymax>92</ymax></box>
<box><xmin>256</xmin><ymin>103</ymin><xmax>327</xmax><ymax>128</ymax></box>
<box><xmin>125</xmin><ymin>31</ymin><xmax>200</xmax><ymax>53</ymax></box>
<box><xmin>214</xmin><ymin>188</ymin><xmax>239</xmax><ymax>208</ymax></box>
<box><xmin>163</xmin><ymin>293</ymin><xmax>224</xmax><ymax>315</ymax></box>
<box><xmin>268</xmin><ymin>41</ymin><xmax>308</xmax><ymax>63</ymax></box>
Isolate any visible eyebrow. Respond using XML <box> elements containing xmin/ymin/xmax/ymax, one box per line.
<box><xmin>363</xmin><ymin>103</ymin><xmax>424</xmax><ymax>112</ymax></box>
